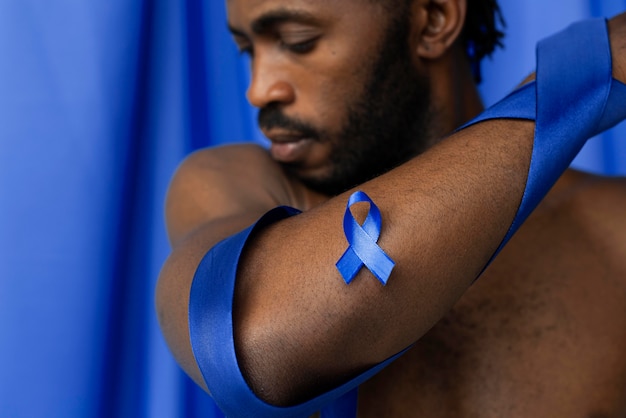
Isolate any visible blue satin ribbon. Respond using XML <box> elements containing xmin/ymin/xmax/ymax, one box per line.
<box><xmin>188</xmin><ymin>18</ymin><xmax>626</xmax><ymax>418</ymax></box>
<box><xmin>336</xmin><ymin>191</ymin><xmax>396</xmax><ymax>285</ymax></box>
<box><xmin>459</xmin><ymin>18</ymin><xmax>626</xmax><ymax>267</ymax></box>
<box><xmin>319</xmin><ymin>388</ymin><xmax>358</xmax><ymax>418</ymax></box>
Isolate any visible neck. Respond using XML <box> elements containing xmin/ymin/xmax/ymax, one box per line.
<box><xmin>425</xmin><ymin>45</ymin><xmax>484</xmax><ymax>138</ymax></box>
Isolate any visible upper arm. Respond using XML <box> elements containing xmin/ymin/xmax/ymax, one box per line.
<box><xmin>156</xmin><ymin>144</ymin><xmax>294</xmax><ymax>390</ymax></box>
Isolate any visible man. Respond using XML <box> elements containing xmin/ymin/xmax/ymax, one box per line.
<box><xmin>157</xmin><ymin>0</ymin><xmax>626</xmax><ymax>416</ymax></box>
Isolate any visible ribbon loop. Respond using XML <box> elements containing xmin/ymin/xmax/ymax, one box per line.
<box><xmin>457</xmin><ymin>18</ymin><xmax>626</xmax><ymax>270</ymax></box>
<box><xmin>336</xmin><ymin>191</ymin><xmax>395</xmax><ymax>285</ymax></box>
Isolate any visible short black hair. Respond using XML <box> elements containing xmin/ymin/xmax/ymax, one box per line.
<box><xmin>462</xmin><ymin>0</ymin><xmax>506</xmax><ymax>83</ymax></box>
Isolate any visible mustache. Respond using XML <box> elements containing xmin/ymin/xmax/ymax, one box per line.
<box><xmin>258</xmin><ymin>106</ymin><xmax>320</xmax><ymax>140</ymax></box>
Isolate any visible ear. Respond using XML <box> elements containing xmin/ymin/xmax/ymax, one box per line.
<box><xmin>411</xmin><ymin>0</ymin><xmax>466</xmax><ymax>60</ymax></box>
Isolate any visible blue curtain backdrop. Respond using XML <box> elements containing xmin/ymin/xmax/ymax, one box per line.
<box><xmin>0</xmin><ymin>1</ymin><xmax>624</xmax><ymax>417</ymax></box>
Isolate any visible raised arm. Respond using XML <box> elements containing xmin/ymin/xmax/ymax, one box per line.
<box><xmin>156</xmin><ymin>13</ymin><xmax>626</xmax><ymax>411</ymax></box>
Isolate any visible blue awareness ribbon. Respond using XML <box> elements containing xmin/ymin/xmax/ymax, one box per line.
<box><xmin>336</xmin><ymin>191</ymin><xmax>396</xmax><ymax>285</ymax></box>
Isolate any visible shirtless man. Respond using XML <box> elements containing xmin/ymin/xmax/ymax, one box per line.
<box><xmin>156</xmin><ymin>0</ymin><xmax>626</xmax><ymax>416</ymax></box>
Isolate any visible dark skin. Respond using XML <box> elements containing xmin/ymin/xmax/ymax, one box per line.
<box><xmin>156</xmin><ymin>0</ymin><xmax>626</xmax><ymax>415</ymax></box>
<box><xmin>358</xmin><ymin>170</ymin><xmax>626</xmax><ymax>417</ymax></box>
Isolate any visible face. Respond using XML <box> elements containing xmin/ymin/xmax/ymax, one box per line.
<box><xmin>227</xmin><ymin>0</ymin><xmax>433</xmax><ymax>195</ymax></box>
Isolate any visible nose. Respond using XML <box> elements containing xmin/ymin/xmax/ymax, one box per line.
<box><xmin>246</xmin><ymin>55</ymin><xmax>296</xmax><ymax>109</ymax></box>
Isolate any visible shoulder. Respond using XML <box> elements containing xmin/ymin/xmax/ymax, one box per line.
<box><xmin>165</xmin><ymin>143</ymin><xmax>294</xmax><ymax>245</ymax></box>
<box><xmin>545</xmin><ymin>170</ymin><xmax>626</xmax><ymax>256</ymax></box>
<box><xmin>572</xmin><ymin>172</ymin><xmax>626</xmax><ymax>249</ymax></box>
<box><xmin>176</xmin><ymin>143</ymin><xmax>281</xmax><ymax>176</ymax></box>
<box><xmin>567</xmin><ymin>171</ymin><xmax>626</xmax><ymax>225</ymax></box>
<box><xmin>171</xmin><ymin>143</ymin><xmax>286</xmax><ymax>192</ymax></box>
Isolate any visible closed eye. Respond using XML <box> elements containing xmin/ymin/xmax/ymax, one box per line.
<box><xmin>281</xmin><ymin>37</ymin><xmax>318</xmax><ymax>54</ymax></box>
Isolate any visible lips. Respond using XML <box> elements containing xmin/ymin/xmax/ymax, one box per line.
<box><xmin>265</xmin><ymin>131</ymin><xmax>315</xmax><ymax>164</ymax></box>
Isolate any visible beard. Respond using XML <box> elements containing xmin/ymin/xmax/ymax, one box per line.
<box><xmin>259</xmin><ymin>11</ymin><xmax>433</xmax><ymax>196</ymax></box>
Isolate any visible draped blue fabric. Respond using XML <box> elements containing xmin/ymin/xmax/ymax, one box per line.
<box><xmin>0</xmin><ymin>1</ymin><xmax>623</xmax><ymax>417</ymax></box>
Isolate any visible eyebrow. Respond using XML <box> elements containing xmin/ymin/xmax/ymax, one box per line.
<box><xmin>228</xmin><ymin>8</ymin><xmax>320</xmax><ymax>37</ymax></box>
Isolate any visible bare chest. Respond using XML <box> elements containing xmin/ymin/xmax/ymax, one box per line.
<box><xmin>357</xmin><ymin>214</ymin><xmax>626</xmax><ymax>417</ymax></box>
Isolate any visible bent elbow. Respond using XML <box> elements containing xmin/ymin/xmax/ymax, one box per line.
<box><xmin>234</xmin><ymin>311</ymin><xmax>305</xmax><ymax>406</ymax></box>
<box><xmin>234</xmin><ymin>308</ymin><xmax>357</xmax><ymax>407</ymax></box>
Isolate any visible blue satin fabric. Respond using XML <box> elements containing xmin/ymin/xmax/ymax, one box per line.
<box><xmin>460</xmin><ymin>18</ymin><xmax>626</xmax><ymax>266</ymax></box>
<box><xmin>336</xmin><ymin>191</ymin><xmax>396</xmax><ymax>285</ymax></box>
<box><xmin>188</xmin><ymin>17</ymin><xmax>626</xmax><ymax>418</ymax></box>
